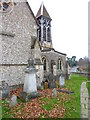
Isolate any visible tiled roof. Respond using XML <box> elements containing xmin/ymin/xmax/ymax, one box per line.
<box><xmin>36</xmin><ymin>3</ymin><xmax>51</xmax><ymax>19</ymax></box>
<box><xmin>41</xmin><ymin>48</ymin><xmax>67</xmax><ymax>56</ymax></box>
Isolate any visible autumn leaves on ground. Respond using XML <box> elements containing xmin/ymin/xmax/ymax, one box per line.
<box><xmin>2</xmin><ymin>74</ymin><xmax>88</xmax><ymax>118</ymax></box>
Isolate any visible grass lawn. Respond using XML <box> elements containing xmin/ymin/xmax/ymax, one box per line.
<box><xmin>1</xmin><ymin>74</ymin><xmax>88</xmax><ymax>118</ymax></box>
<box><xmin>64</xmin><ymin>74</ymin><xmax>88</xmax><ymax>118</ymax></box>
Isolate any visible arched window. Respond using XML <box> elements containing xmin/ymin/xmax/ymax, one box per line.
<box><xmin>57</xmin><ymin>60</ymin><xmax>59</xmax><ymax>70</ymax></box>
<box><xmin>57</xmin><ymin>58</ymin><xmax>62</xmax><ymax>70</ymax></box>
<box><xmin>43</xmin><ymin>26</ymin><xmax>46</xmax><ymax>41</ymax></box>
<box><xmin>38</xmin><ymin>28</ymin><xmax>41</xmax><ymax>41</ymax></box>
<box><xmin>47</xmin><ymin>27</ymin><xmax>51</xmax><ymax>42</ymax></box>
<box><xmin>42</xmin><ymin>57</ymin><xmax>47</xmax><ymax>71</ymax></box>
<box><xmin>60</xmin><ymin>61</ymin><xmax>62</xmax><ymax>70</ymax></box>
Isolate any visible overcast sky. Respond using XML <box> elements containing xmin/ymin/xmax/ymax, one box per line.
<box><xmin>27</xmin><ymin>0</ymin><xmax>88</xmax><ymax>60</ymax></box>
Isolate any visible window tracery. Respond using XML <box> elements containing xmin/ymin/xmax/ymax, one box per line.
<box><xmin>57</xmin><ymin>58</ymin><xmax>62</xmax><ymax>70</ymax></box>
<box><xmin>0</xmin><ymin>0</ymin><xmax>13</xmax><ymax>12</ymax></box>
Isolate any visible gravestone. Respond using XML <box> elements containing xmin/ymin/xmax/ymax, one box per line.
<box><xmin>24</xmin><ymin>59</ymin><xmax>37</xmax><ymax>93</ymax></box>
<box><xmin>59</xmin><ymin>75</ymin><xmax>65</xmax><ymax>87</ymax></box>
<box><xmin>20</xmin><ymin>59</ymin><xmax>40</xmax><ymax>101</ymax></box>
<box><xmin>48</xmin><ymin>74</ymin><xmax>56</xmax><ymax>88</ymax></box>
<box><xmin>36</xmin><ymin>75</ymin><xmax>42</xmax><ymax>90</ymax></box>
<box><xmin>80</xmin><ymin>82</ymin><xmax>88</xmax><ymax>118</ymax></box>
<box><xmin>52</xmin><ymin>88</ymin><xmax>57</xmax><ymax>97</ymax></box>
<box><xmin>9</xmin><ymin>95</ymin><xmax>17</xmax><ymax>107</ymax></box>
<box><xmin>0</xmin><ymin>81</ymin><xmax>10</xmax><ymax>99</ymax></box>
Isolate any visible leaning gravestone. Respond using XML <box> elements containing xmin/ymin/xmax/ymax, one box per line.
<box><xmin>20</xmin><ymin>59</ymin><xmax>40</xmax><ymax>101</ymax></box>
<box><xmin>59</xmin><ymin>75</ymin><xmax>65</xmax><ymax>87</ymax></box>
<box><xmin>9</xmin><ymin>95</ymin><xmax>17</xmax><ymax>107</ymax></box>
<box><xmin>48</xmin><ymin>73</ymin><xmax>56</xmax><ymax>88</ymax></box>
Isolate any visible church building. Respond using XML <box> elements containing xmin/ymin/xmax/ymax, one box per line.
<box><xmin>0</xmin><ymin>0</ymin><xmax>69</xmax><ymax>87</ymax></box>
<box><xmin>36</xmin><ymin>3</ymin><xmax>67</xmax><ymax>80</ymax></box>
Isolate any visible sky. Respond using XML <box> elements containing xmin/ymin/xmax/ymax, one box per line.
<box><xmin>27</xmin><ymin>0</ymin><xmax>88</xmax><ymax>60</ymax></box>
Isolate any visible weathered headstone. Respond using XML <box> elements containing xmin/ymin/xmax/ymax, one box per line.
<box><xmin>80</xmin><ymin>82</ymin><xmax>88</xmax><ymax>118</ymax></box>
<box><xmin>36</xmin><ymin>75</ymin><xmax>42</xmax><ymax>90</ymax></box>
<box><xmin>24</xmin><ymin>59</ymin><xmax>37</xmax><ymax>93</ymax></box>
<box><xmin>9</xmin><ymin>95</ymin><xmax>17</xmax><ymax>107</ymax></box>
<box><xmin>48</xmin><ymin>74</ymin><xmax>56</xmax><ymax>88</ymax></box>
<box><xmin>0</xmin><ymin>81</ymin><xmax>10</xmax><ymax>99</ymax></box>
<box><xmin>52</xmin><ymin>88</ymin><xmax>57</xmax><ymax>97</ymax></box>
<box><xmin>59</xmin><ymin>75</ymin><xmax>65</xmax><ymax>87</ymax></box>
<box><xmin>21</xmin><ymin>59</ymin><xmax>40</xmax><ymax>101</ymax></box>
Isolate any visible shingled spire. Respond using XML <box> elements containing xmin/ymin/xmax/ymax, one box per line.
<box><xmin>36</xmin><ymin>2</ymin><xmax>51</xmax><ymax>19</ymax></box>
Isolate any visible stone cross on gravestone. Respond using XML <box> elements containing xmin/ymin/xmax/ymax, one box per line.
<box><xmin>24</xmin><ymin>59</ymin><xmax>37</xmax><ymax>93</ymax></box>
<box><xmin>21</xmin><ymin>58</ymin><xmax>40</xmax><ymax>101</ymax></box>
<box><xmin>27</xmin><ymin>59</ymin><xmax>34</xmax><ymax>68</ymax></box>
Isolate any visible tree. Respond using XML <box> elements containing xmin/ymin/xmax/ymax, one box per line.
<box><xmin>71</xmin><ymin>56</ymin><xmax>77</xmax><ymax>67</ymax></box>
<box><xmin>67</xmin><ymin>57</ymin><xmax>72</xmax><ymax>67</ymax></box>
<box><xmin>77</xmin><ymin>56</ymin><xmax>89</xmax><ymax>72</ymax></box>
<box><xmin>67</xmin><ymin>56</ymin><xmax>77</xmax><ymax>67</ymax></box>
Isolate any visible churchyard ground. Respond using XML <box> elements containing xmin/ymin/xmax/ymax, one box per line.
<box><xmin>1</xmin><ymin>74</ymin><xmax>88</xmax><ymax>118</ymax></box>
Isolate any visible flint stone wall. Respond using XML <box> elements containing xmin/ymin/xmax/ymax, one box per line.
<box><xmin>0</xmin><ymin>2</ymin><xmax>37</xmax><ymax>86</ymax></box>
<box><xmin>80</xmin><ymin>82</ymin><xmax>88</xmax><ymax>118</ymax></box>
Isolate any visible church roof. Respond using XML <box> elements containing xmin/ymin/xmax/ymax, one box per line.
<box><xmin>36</xmin><ymin>2</ymin><xmax>51</xmax><ymax>19</ymax></box>
<box><xmin>41</xmin><ymin>48</ymin><xmax>67</xmax><ymax>56</ymax></box>
<box><xmin>26</xmin><ymin>2</ymin><xmax>38</xmax><ymax>25</ymax></box>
